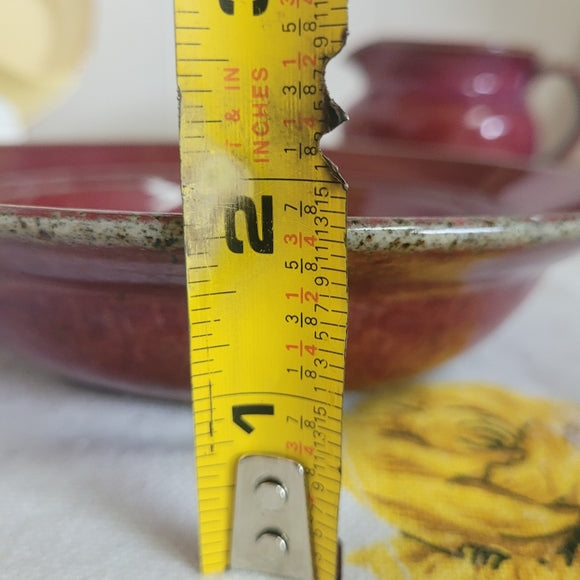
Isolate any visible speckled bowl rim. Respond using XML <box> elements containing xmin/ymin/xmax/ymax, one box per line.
<box><xmin>2</xmin><ymin>144</ymin><xmax>580</xmax><ymax>253</ymax></box>
<box><xmin>2</xmin><ymin>204</ymin><xmax>580</xmax><ymax>253</ymax></box>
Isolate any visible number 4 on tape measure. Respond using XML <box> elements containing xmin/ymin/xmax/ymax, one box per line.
<box><xmin>173</xmin><ymin>1</ymin><xmax>348</xmax><ymax>578</ymax></box>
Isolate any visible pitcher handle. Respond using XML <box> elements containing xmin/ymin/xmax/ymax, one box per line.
<box><xmin>538</xmin><ymin>65</ymin><xmax>580</xmax><ymax>161</ymax></box>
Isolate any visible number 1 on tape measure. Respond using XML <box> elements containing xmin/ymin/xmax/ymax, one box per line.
<box><xmin>173</xmin><ymin>1</ymin><xmax>348</xmax><ymax>578</ymax></box>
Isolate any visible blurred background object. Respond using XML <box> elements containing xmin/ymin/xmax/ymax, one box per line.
<box><xmin>26</xmin><ymin>0</ymin><xmax>179</xmax><ymax>143</ymax></box>
<box><xmin>0</xmin><ymin>0</ymin><xmax>91</xmax><ymax>142</ymax></box>
<box><xmin>327</xmin><ymin>0</ymin><xmax>580</xmax><ymax>162</ymax></box>
<box><xmin>1</xmin><ymin>0</ymin><xmax>580</xmax><ymax>164</ymax></box>
<box><xmin>342</xmin><ymin>40</ymin><xmax>580</xmax><ymax>163</ymax></box>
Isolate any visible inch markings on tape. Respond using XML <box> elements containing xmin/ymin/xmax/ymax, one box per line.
<box><xmin>173</xmin><ymin>1</ymin><xmax>348</xmax><ymax>578</ymax></box>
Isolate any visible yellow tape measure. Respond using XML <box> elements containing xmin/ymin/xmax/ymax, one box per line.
<box><xmin>173</xmin><ymin>1</ymin><xmax>348</xmax><ymax>578</ymax></box>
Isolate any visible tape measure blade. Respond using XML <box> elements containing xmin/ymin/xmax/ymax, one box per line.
<box><xmin>174</xmin><ymin>1</ymin><xmax>348</xmax><ymax>578</ymax></box>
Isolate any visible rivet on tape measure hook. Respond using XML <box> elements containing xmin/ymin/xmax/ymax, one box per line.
<box><xmin>231</xmin><ymin>455</ymin><xmax>314</xmax><ymax>579</ymax></box>
<box><xmin>173</xmin><ymin>1</ymin><xmax>349</xmax><ymax>578</ymax></box>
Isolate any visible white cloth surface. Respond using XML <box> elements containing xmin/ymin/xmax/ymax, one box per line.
<box><xmin>1</xmin><ymin>252</ymin><xmax>580</xmax><ymax>580</ymax></box>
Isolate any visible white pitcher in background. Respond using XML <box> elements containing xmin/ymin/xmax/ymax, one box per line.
<box><xmin>0</xmin><ymin>0</ymin><xmax>91</xmax><ymax>142</ymax></box>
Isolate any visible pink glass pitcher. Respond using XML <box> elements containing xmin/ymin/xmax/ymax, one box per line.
<box><xmin>345</xmin><ymin>40</ymin><xmax>580</xmax><ymax>161</ymax></box>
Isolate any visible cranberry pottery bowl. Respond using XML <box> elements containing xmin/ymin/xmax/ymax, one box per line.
<box><xmin>1</xmin><ymin>144</ymin><xmax>580</xmax><ymax>399</ymax></box>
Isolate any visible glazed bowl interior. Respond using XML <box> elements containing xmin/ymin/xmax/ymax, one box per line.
<box><xmin>336</xmin><ymin>144</ymin><xmax>580</xmax><ymax>218</ymax></box>
<box><xmin>0</xmin><ymin>145</ymin><xmax>183</xmax><ymax>214</ymax></box>
<box><xmin>2</xmin><ymin>143</ymin><xmax>580</xmax><ymax>218</ymax></box>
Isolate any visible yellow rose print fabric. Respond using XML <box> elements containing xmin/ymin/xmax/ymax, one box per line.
<box><xmin>344</xmin><ymin>383</ymin><xmax>580</xmax><ymax>578</ymax></box>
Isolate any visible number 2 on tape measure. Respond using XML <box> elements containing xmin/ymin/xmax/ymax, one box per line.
<box><xmin>174</xmin><ymin>1</ymin><xmax>348</xmax><ymax>578</ymax></box>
